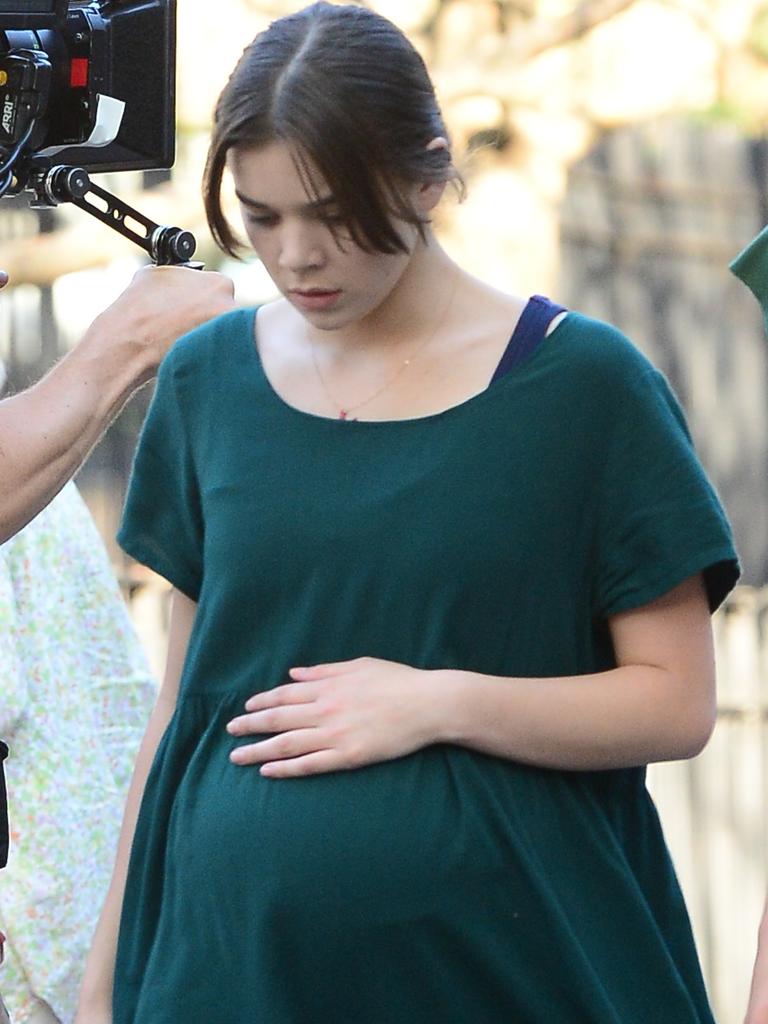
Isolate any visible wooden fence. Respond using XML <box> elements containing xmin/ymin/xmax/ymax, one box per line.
<box><xmin>560</xmin><ymin>117</ymin><xmax>768</xmax><ymax>587</ymax></box>
<box><xmin>559</xmin><ymin>117</ymin><xmax>768</xmax><ymax>1022</ymax></box>
<box><xmin>647</xmin><ymin>587</ymin><xmax>768</xmax><ymax>1022</ymax></box>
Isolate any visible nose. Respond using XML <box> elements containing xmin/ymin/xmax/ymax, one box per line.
<box><xmin>277</xmin><ymin>219</ymin><xmax>325</xmax><ymax>274</ymax></box>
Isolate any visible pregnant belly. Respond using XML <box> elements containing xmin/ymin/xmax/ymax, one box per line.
<box><xmin>145</xmin><ymin>694</ymin><xmax>555</xmax><ymax>928</ymax></box>
<box><xmin>122</xmin><ymin>699</ymin><xmax>691</xmax><ymax>1023</ymax></box>
<box><xmin>141</xmin><ymin>693</ymin><xmax>645</xmax><ymax>941</ymax></box>
<box><xmin>169</xmin><ymin>731</ymin><xmax>483</xmax><ymax>909</ymax></box>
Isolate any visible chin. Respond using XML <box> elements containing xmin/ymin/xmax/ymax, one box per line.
<box><xmin>305</xmin><ymin>305</ymin><xmax>366</xmax><ymax>332</ymax></box>
<box><xmin>301</xmin><ymin>310</ymin><xmax>348</xmax><ymax>331</ymax></box>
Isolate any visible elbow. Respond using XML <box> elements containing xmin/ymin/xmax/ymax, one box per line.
<box><xmin>672</xmin><ymin>692</ymin><xmax>716</xmax><ymax>761</ymax></box>
<box><xmin>677</xmin><ymin>722</ymin><xmax>713</xmax><ymax>761</ymax></box>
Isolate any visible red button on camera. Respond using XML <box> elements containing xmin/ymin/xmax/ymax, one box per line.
<box><xmin>70</xmin><ymin>58</ymin><xmax>89</xmax><ymax>88</ymax></box>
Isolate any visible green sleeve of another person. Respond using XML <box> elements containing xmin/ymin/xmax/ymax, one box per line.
<box><xmin>731</xmin><ymin>225</ymin><xmax>768</xmax><ymax>331</ymax></box>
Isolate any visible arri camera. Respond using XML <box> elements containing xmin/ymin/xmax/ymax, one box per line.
<box><xmin>0</xmin><ymin>0</ymin><xmax>198</xmax><ymax>265</ymax></box>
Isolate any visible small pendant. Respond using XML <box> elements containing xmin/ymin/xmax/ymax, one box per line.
<box><xmin>339</xmin><ymin>409</ymin><xmax>348</xmax><ymax>420</ymax></box>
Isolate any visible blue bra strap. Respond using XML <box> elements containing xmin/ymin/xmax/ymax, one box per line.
<box><xmin>489</xmin><ymin>295</ymin><xmax>568</xmax><ymax>384</ymax></box>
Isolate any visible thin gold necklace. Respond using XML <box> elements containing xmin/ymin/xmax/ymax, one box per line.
<box><xmin>306</xmin><ymin>271</ymin><xmax>460</xmax><ymax>421</ymax></box>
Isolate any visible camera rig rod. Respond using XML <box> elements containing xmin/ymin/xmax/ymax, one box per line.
<box><xmin>28</xmin><ymin>164</ymin><xmax>200</xmax><ymax>266</ymax></box>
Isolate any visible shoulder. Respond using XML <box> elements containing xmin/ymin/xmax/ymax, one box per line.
<box><xmin>550</xmin><ymin>311</ymin><xmax>657</xmax><ymax>388</ymax></box>
<box><xmin>535</xmin><ymin>310</ymin><xmax>689</xmax><ymax>440</ymax></box>
<box><xmin>159</xmin><ymin>307</ymin><xmax>255</xmax><ymax>386</ymax></box>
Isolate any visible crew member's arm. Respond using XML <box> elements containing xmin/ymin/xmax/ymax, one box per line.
<box><xmin>0</xmin><ymin>265</ymin><xmax>234</xmax><ymax>543</ymax></box>
<box><xmin>74</xmin><ymin>589</ymin><xmax>197</xmax><ymax>1024</ymax></box>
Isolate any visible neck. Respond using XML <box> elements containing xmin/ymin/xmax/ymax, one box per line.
<box><xmin>306</xmin><ymin>238</ymin><xmax>461</xmax><ymax>359</ymax></box>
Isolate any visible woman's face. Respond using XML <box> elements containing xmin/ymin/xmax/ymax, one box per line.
<box><xmin>229</xmin><ymin>141</ymin><xmax>420</xmax><ymax>331</ymax></box>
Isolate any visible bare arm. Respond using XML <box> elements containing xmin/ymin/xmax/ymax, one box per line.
<box><xmin>746</xmin><ymin>896</ymin><xmax>768</xmax><ymax>1024</ymax></box>
<box><xmin>0</xmin><ymin>265</ymin><xmax>234</xmax><ymax>543</ymax></box>
<box><xmin>75</xmin><ymin>589</ymin><xmax>197</xmax><ymax>1024</ymax></box>
<box><xmin>434</xmin><ymin>573</ymin><xmax>716</xmax><ymax>769</ymax></box>
<box><xmin>228</xmin><ymin>574</ymin><xmax>716</xmax><ymax>775</ymax></box>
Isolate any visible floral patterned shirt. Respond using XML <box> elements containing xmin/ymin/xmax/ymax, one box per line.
<box><xmin>0</xmin><ymin>483</ymin><xmax>155</xmax><ymax>1024</ymax></box>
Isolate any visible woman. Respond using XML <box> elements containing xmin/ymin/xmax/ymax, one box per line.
<box><xmin>0</xmin><ymin>358</ymin><xmax>156</xmax><ymax>1024</ymax></box>
<box><xmin>77</xmin><ymin>4</ymin><xmax>738</xmax><ymax>1021</ymax></box>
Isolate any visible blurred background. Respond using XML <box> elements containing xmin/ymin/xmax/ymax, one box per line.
<box><xmin>1</xmin><ymin>1</ymin><xmax>768</xmax><ymax>1020</ymax></box>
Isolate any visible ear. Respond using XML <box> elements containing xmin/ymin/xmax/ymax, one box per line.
<box><xmin>416</xmin><ymin>136</ymin><xmax>450</xmax><ymax>212</ymax></box>
<box><xmin>417</xmin><ymin>179</ymin><xmax>447</xmax><ymax>214</ymax></box>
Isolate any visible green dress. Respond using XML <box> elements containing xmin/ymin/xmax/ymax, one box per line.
<box><xmin>116</xmin><ymin>305</ymin><xmax>738</xmax><ymax>1023</ymax></box>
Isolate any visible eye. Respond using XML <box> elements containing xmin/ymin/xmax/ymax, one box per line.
<box><xmin>311</xmin><ymin>208</ymin><xmax>346</xmax><ymax>229</ymax></box>
<box><xmin>244</xmin><ymin>212</ymin><xmax>278</xmax><ymax>229</ymax></box>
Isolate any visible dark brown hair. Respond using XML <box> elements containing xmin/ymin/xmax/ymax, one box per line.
<box><xmin>203</xmin><ymin>1</ymin><xmax>463</xmax><ymax>258</ymax></box>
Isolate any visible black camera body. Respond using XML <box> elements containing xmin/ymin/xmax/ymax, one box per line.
<box><xmin>0</xmin><ymin>0</ymin><xmax>176</xmax><ymax>174</ymax></box>
<box><xmin>0</xmin><ymin>2</ymin><xmax>197</xmax><ymax>266</ymax></box>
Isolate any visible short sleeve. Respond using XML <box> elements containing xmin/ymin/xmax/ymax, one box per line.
<box><xmin>118</xmin><ymin>357</ymin><xmax>204</xmax><ymax>601</ymax></box>
<box><xmin>593</xmin><ymin>367</ymin><xmax>739</xmax><ymax>618</ymax></box>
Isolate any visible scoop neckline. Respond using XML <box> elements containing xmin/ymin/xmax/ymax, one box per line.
<box><xmin>242</xmin><ymin>302</ymin><xmax>571</xmax><ymax>428</ymax></box>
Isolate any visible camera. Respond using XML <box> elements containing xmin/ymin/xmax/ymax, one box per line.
<box><xmin>0</xmin><ymin>0</ymin><xmax>176</xmax><ymax>177</ymax></box>
<box><xmin>0</xmin><ymin>1</ymin><xmax>197</xmax><ymax>265</ymax></box>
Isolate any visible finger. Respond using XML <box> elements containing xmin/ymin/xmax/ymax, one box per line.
<box><xmin>260</xmin><ymin>749</ymin><xmax>344</xmax><ymax>778</ymax></box>
<box><xmin>227</xmin><ymin>704</ymin><xmax>317</xmax><ymax>736</ymax></box>
<box><xmin>289</xmin><ymin>658</ymin><xmax>365</xmax><ymax>681</ymax></box>
<box><xmin>229</xmin><ymin>728</ymin><xmax>324</xmax><ymax>766</ymax></box>
<box><xmin>244</xmin><ymin>682</ymin><xmax>316</xmax><ymax>712</ymax></box>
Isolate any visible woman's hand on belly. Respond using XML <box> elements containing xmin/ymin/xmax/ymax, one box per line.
<box><xmin>226</xmin><ymin>658</ymin><xmax>443</xmax><ymax>777</ymax></box>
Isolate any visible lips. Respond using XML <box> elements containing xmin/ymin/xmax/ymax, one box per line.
<box><xmin>291</xmin><ymin>288</ymin><xmax>340</xmax><ymax>297</ymax></box>
<box><xmin>289</xmin><ymin>288</ymin><xmax>342</xmax><ymax>312</ymax></box>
